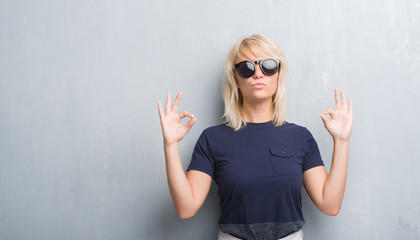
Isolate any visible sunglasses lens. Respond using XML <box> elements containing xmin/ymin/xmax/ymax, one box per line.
<box><xmin>261</xmin><ymin>59</ymin><xmax>279</xmax><ymax>75</ymax></box>
<box><xmin>237</xmin><ymin>62</ymin><xmax>255</xmax><ymax>78</ymax></box>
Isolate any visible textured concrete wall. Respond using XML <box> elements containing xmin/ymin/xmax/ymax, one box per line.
<box><xmin>1</xmin><ymin>0</ymin><xmax>419</xmax><ymax>239</ymax></box>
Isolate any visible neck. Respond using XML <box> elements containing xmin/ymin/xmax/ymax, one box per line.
<box><xmin>242</xmin><ymin>98</ymin><xmax>274</xmax><ymax>123</ymax></box>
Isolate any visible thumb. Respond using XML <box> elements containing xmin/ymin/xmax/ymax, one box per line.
<box><xmin>184</xmin><ymin>116</ymin><xmax>197</xmax><ymax>133</ymax></box>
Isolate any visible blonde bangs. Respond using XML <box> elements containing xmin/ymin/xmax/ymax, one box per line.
<box><xmin>237</xmin><ymin>40</ymin><xmax>278</xmax><ymax>61</ymax></box>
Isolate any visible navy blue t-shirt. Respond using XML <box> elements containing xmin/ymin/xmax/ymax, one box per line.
<box><xmin>187</xmin><ymin>121</ymin><xmax>324</xmax><ymax>240</ymax></box>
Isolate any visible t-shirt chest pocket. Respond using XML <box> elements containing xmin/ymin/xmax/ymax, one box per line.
<box><xmin>269</xmin><ymin>146</ymin><xmax>300</xmax><ymax>175</ymax></box>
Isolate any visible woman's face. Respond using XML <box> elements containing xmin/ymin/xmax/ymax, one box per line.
<box><xmin>234</xmin><ymin>50</ymin><xmax>279</xmax><ymax>105</ymax></box>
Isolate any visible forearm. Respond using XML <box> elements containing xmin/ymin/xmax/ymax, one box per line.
<box><xmin>322</xmin><ymin>139</ymin><xmax>349</xmax><ymax>214</ymax></box>
<box><xmin>164</xmin><ymin>142</ymin><xmax>195</xmax><ymax>218</ymax></box>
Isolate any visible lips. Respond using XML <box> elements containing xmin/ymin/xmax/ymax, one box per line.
<box><xmin>252</xmin><ymin>83</ymin><xmax>266</xmax><ymax>88</ymax></box>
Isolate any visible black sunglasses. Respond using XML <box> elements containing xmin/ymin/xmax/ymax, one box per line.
<box><xmin>234</xmin><ymin>58</ymin><xmax>281</xmax><ymax>78</ymax></box>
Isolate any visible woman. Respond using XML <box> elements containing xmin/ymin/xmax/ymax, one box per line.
<box><xmin>157</xmin><ymin>34</ymin><xmax>353</xmax><ymax>240</ymax></box>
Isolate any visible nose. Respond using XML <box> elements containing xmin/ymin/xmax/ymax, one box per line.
<box><xmin>253</xmin><ymin>63</ymin><xmax>263</xmax><ymax>79</ymax></box>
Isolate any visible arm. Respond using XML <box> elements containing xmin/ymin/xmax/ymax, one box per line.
<box><xmin>164</xmin><ymin>143</ymin><xmax>212</xmax><ymax>219</ymax></box>
<box><xmin>303</xmin><ymin>88</ymin><xmax>353</xmax><ymax>216</ymax></box>
<box><xmin>158</xmin><ymin>92</ymin><xmax>212</xmax><ymax>219</ymax></box>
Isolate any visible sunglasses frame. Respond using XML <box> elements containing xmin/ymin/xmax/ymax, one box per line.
<box><xmin>234</xmin><ymin>58</ymin><xmax>281</xmax><ymax>78</ymax></box>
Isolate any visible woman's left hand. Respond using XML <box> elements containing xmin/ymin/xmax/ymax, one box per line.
<box><xmin>320</xmin><ymin>88</ymin><xmax>354</xmax><ymax>142</ymax></box>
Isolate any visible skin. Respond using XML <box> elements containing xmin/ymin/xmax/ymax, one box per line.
<box><xmin>157</xmin><ymin>52</ymin><xmax>354</xmax><ymax>219</ymax></box>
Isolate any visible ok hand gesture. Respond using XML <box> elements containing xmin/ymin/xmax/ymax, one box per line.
<box><xmin>320</xmin><ymin>89</ymin><xmax>354</xmax><ymax>142</ymax></box>
<box><xmin>157</xmin><ymin>92</ymin><xmax>197</xmax><ymax>146</ymax></box>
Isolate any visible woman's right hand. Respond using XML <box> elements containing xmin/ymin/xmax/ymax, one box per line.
<box><xmin>157</xmin><ymin>92</ymin><xmax>197</xmax><ymax>146</ymax></box>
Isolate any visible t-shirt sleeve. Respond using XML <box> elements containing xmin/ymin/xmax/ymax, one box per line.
<box><xmin>186</xmin><ymin>131</ymin><xmax>215</xmax><ymax>178</ymax></box>
<box><xmin>302</xmin><ymin>128</ymin><xmax>324</xmax><ymax>172</ymax></box>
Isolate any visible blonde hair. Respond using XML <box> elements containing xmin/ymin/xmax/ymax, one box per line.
<box><xmin>222</xmin><ymin>34</ymin><xmax>288</xmax><ymax>131</ymax></box>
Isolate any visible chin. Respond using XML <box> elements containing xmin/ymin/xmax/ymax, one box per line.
<box><xmin>250</xmin><ymin>94</ymin><xmax>274</xmax><ymax>103</ymax></box>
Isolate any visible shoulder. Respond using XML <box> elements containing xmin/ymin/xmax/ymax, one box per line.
<box><xmin>194</xmin><ymin>124</ymin><xmax>233</xmax><ymax>150</ymax></box>
<box><xmin>195</xmin><ymin>123</ymin><xmax>236</xmax><ymax>146</ymax></box>
<box><xmin>281</xmin><ymin>121</ymin><xmax>309</xmax><ymax>132</ymax></box>
<box><xmin>201</xmin><ymin>123</ymin><xmax>233</xmax><ymax>135</ymax></box>
<box><xmin>281</xmin><ymin>121</ymin><xmax>314</xmax><ymax>138</ymax></box>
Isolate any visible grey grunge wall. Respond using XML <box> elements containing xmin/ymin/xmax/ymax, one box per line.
<box><xmin>1</xmin><ymin>0</ymin><xmax>419</xmax><ymax>239</ymax></box>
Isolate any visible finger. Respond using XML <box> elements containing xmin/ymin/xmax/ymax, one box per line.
<box><xmin>157</xmin><ymin>100</ymin><xmax>165</xmax><ymax>120</ymax></box>
<box><xmin>348</xmin><ymin>98</ymin><xmax>353</xmax><ymax>116</ymax></box>
<box><xmin>172</xmin><ymin>91</ymin><xmax>183</xmax><ymax>113</ymax></box>
<box><xmin>322</xmin><ymin>107</ymin><xmax>335</xmax><ymax>117</ymax></box>
<box><xmin>319</xmin><ymin>112</ymin><xmax>329</xmax><ymax>126</ymax></box>
<box><xmin>334</xmin><ymin>88</ymin><xmax>342</xmax><ymax>111</ymax></box>
<box><xmin>341</xmin><ymin>91</ymin><xmax>348</xmax><ymax>113</ymax></box>
<box><xmin>178</xmin><ymin>110</ymin><xmax>197</xmax><ymax>132</ymax></box>
<box><xmin>183</xmin><ymin>116</ymin><xmax>197</xmax><ymax>133</ymax></box>
<box><xmin>165</xmin><ymin>92</ymin><xmax>172</xmax><ymax>115</ymax></box>
<box><xmin>178</xmin><ymin>110</ymin><xmax>195</xmax><ymax>120</ymax></box>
